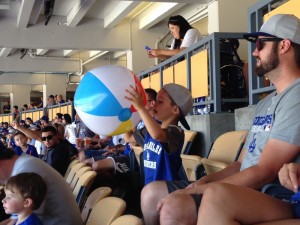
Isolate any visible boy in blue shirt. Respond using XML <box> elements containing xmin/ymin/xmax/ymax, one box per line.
<box><xmin>13</xmin><ymin>132</ymin><xmax>39</xmax><ymax>158</ymax></box>
<box><xmin>2</xmin><ymin>172</ymin><xmax>47</xmax><ymax>225</ymax></box>
<box><xmin>125</xmin><ymin>83</ymin><xmax>193</xmax><ymax>185</ymax></box>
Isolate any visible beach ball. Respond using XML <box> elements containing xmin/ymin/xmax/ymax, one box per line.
<box><xmin>74</xmin><ymin>65</ymin><xmax>146</xmax><ymax>136</ymax></box>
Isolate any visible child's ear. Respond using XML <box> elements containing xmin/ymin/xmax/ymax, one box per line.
<box><xmin>24</xmin><ymin>198</ymin><xmax>33</xmax><ymax>208</ymax></box>
<box><xmin>173</xmin><ymin>105</ymin><xmax>180</xmax><ymax>116</ymax></box>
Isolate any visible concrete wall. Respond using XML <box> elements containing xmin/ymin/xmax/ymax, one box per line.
<box><xmin>185</xmin><ymin>113</ymin><xmax>235</xmax><ymax>157</ymax></box>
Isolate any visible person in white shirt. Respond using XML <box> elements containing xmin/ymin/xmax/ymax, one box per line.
<box><xmin>146</xmin><ymin>15</ymin><xmax>202</xmax><ymax>60</ymax></box>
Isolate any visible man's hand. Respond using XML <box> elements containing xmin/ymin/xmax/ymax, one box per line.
<box><xmin>11</xmin><ymin>121</ymin><xmax>20</xmax><ymax>130</ymax></box>
<box><xmin>279</xmin><ymin>163</ymin><xmax>300</xmax><ymax>192</ymax></box>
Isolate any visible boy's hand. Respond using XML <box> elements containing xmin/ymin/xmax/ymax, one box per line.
<box><xmin>125</xmin><ymin>85</ymin><xmax>144</xmax><ymax>111</ymax></box>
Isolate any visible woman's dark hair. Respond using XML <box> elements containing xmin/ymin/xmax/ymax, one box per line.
<box><xmin>63</xmin><ymin>113</ymin><xmax>72</xmax><ymax>124</ymax></box>
<box><xmin>168</xmin><ymin>15</ymin><xmax>193</xmax><ymax>49</ymax></box>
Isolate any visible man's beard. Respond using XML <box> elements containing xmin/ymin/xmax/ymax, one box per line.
<box><xmin>255</xmin><ymin>44</ymin><xmax>279</xmax><ymax>77</ymax></box>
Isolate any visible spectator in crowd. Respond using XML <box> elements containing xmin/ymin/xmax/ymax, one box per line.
<box><xmin>13</xmin><ymin>131</ymin><xmax>39</xmax><ymax>158</ymax></box>
<box><xmin>22</xmin><ymin>104</ymin><xmax>29</xmax><ymax>111</ymax></box>
<box><xmin>37</xmin><ymin>97</ymin><xmax>43</xmax><ymax>108</ymax></box>
<box><xmin>125</xmin><ymin>83</ymin><xmax>192</xmax><ymax>185</ymax></box>
<box><xmin>5</xmin><ymin>128</ymin><xmax>17</xmax><ymax>150</ymax></box>
<box><xmin>12</xmin><ymin>106</ymin><xmax>20</xmax><ymax>123</ymax></box>
<box><xmin>63</xmin><ymin>113</ymin><xmax>76</xmax><ymax>145</ymax></box>
<box><xmin>25</xmin><ymin>117</ymin><xmax>33</xmax><ymax>127</ymax></box>
<box><xmin>74</xmin><ymin>113</ymin><xmax>99</xmax><ymax>146</ymax></box>
<box><xmin>56</xmin><ymin>94</ymin><xmax>65</xmax><ymax>104</ymax></box>
<box><xmin>28</xmin><ymin>124</ymin><xmax>46</xmax><ymax>159</ymax></box>
<box><xmin>46</xmin><ymin>95</ymin><xmax>55</xmax><ymax>107</ymax></box>
<box><xmin>40</xmin><ymin>116</ymin><xmax>50</xmax><ymax>129</ymax></box>
<box><xmin>12</xmin><ymin>123</ymin><xmax>71</xmax><ymax>176</ymax></box>
<box><xmin>140</xmin><ymin>14</ymin><xmax>300</xmax><ymax>225</ymax></box>
<box><xmin>2</xmin><ymin>172</ymin><xmax>47</xmax><ymax>225</ymax></box>
<box><xmin>19</xmin><ymin>120</ymin><xmax>28</xmax><ymax>128</ymax></box>
<box><xmin>146</xmin><ymin>15</ymin><xmax>202</xmax><ymax>60</ymax></box>
<box><xmin>2</xmin><ymin>101</ymin><xmax>10</xmax><ymax>114</ymax></box>
<box><xmin>0</xmin><ymin>147</ymin><xmax>83</xmax><ymax>225</ymax></box>
<box><xmin>124</xmin><ymin>88</ymin><xmax>158</xmax><ymax>147</ymax></box>
<box><xmin>0</xmin><ymin>122</ymin><xmax>8</xmax><ymax>136</ymax></box>
<box><xmin>53</xmin><ymin>113</ymin><xmax>63</xmax><ymax>125</ymax></box>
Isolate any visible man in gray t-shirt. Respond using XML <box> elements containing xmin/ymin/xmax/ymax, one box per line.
<box><xmin>0</xmin><ymin>149</ymin><xmax>83</xmax><ymax>225</ymax></box>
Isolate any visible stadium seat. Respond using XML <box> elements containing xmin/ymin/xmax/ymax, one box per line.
<box><xmin>70</xmin><ymin>166</ymin><xmax>92</xmax><ymax>191</ymax></box>
<box><xmin>200</xmin><ymin>130</ymin><xmax>248</xmax><ymax>175</ymax></box>
<box><xmin>110</xmin><ymin>215</ymin><xmax>142</xmax><ymax>225</ymax></box>
<box><xmin>85</xmin><ymin>197</ymin><xmax>126</xmax><ymax>225</ymax></box>
<box><xmin>182</xmin><ymin>130</ymin><xmax>198</xmax><ymax>154</ymax></box>
<box><xmin>181</xmin><ymin>130</ymin><xmax>248</xmax><ymax>181</ymax></box>
<box><xmin>73</xmin><ymin>171</ymin><xmax>97</xmax><ymax>209</ymax></box>
<box><xmin>81</xmin><ymin>187</ymin><xmax>112</xmax><ymax>224</ymax></box>
<box><xmin>65</xmin><ymin>162</ymin><xmax>86</xmax><ymax>185</ymax></box>
<box><xmin>64</xmin><ymin>158</ymin><xmax>79</xmax><ymax>179</ymax></box>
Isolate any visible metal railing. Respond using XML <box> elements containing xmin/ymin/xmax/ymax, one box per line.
<box><xmin>137</xmin><ymin>32</ymin><xmax>248</xmax><ymax>113</ymax></box>
<box><xmin>0</xmin><ymin>102</ymin><xmax>73</xmax><ymax>123</ymax></box>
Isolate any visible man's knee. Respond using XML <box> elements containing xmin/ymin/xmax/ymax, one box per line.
<box><xmin>160</xmin><ymin>194</ymin><xmax>197</xmax><ymax>225</ymax></box>
<box><xmin>142</xmin><ymin>181</ymin><xmax>165</xmax><ymax>201</ymax></box>
<box><xmin>202</xmin><ymin>183</ymin><xmax>232</xmax><ymax>203</ymax></box>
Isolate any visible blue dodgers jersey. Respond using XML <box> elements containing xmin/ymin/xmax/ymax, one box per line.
<box><xmin>143</xmin><ymin>132</ymin><xmax>182</xmax><ymax>185</ymax></box>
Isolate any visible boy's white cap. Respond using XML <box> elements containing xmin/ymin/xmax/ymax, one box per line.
<box><xmin>162</xmin><ymin>83</ymin><xmax>193</xmax><ymax>130</ymax></box>
<box><xmin>244</xmin><ymin>14</ymin><xmax>300</xmax><ymax>44</ymax></box>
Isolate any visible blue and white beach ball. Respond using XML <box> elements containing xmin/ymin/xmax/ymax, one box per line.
<box><xmin>74</xmin><ymin>65</ymin><xmax>146</xmax><ymax>136</ymax></box>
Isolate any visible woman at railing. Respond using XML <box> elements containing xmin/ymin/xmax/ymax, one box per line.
<box><xmin>146</xmin><ymin>15</ymin><xmax>202</xmax><ymax>60</ymax></box>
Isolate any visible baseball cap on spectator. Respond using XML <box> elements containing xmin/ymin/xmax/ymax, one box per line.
<box><xmin>8</xmin><ymin>128</ymin><xmax>16</xmax><ymax>134</ymax></box>
<box><xmin>33</xmin><ymin>120</ymin><xmax>41</xmax><ymax>126</ymax></box>
<box><xmin>40</xmin><ymin>116</ymin><xmax>49</xmax><ymax>123</ymax></box>
<box><xmin>162</xmin><ymin>83</ymin><xmax>193</xmax><ymax>130</ymax></box>
<box><xmin>243</xmin><ymin>14</ymin><xmax>300</xmax><ymax>44</ymax></box>
<box><xmin>29</xmin><ymin>124</ymin><xmax>41</xmax><ymax>131</ymax></box>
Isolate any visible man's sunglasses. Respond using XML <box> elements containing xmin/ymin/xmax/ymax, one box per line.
<box><xmin>255</xmin><ymin>38</ymin><xmax>283</xmax><ymax>51</ymax></box>
<box><xmin>42</xmin><ymin>135</ymin><xmax>54</xmax><ymax>141</ymax></box>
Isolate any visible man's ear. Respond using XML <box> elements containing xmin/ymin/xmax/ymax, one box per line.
<box><xmin>24</xmin><ymin>198</ymin><xmax>33</xmax><ymax>208</ymax></box>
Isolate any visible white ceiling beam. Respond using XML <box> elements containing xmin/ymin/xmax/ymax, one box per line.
<box><xmin>67</xmin><ymin>0</ymin><xmax>97</xmax><ymax>27</ymax></box>
<box><xmin>0</xmin><ymin>56</ymin><xmax>81</xmax><ymax>74</ymax></box>
<box><xmin>28</xmin><ymin>0</ymin><xmax>44</xmax><ymax>25</ymax></box>
<box><xmin>0</xmin><ymin>17</ymin><xmax>130</xmax><ymax>51</ymax></box>
<box><xmin>113</xmin><ymin>51</ymin><xmax>127</xmax><ymax>59</ymax></box>
<box><xmin>104</xmin><ymin>1</ymin><xmax>140</xmax><ymax>28</ymax></box>
<box><xmin>17</xmin><ymin>0</ymin><xmax>35</xmax><ymax>28</ymax></box>
<box><xmin>89</xmin><ymin>51</ymin><xmax>101</xmax><ymax>58</ymax></box>
<box><xmin>64</xmin><ymin>50</ymin><xmax>78</xmax><ymax>57</ymax></box>
<box><xmin>0</xmin><ymin>2</ymin><xmax>9</xmax><ymax>10</ymax></box>
<box><xmin>0</xmin><ymin>48</ymin><xmax>13</xmax><ymax>57</ymax></box>
<box><xmin>36</xmin><ymin>49</ymin><xmax>49</xmax><ymax>55</ymax></box>
<box><xmin>140</xmin><ymin>3</ymin><xmax>185</xmax><ymax>30</ymax></box>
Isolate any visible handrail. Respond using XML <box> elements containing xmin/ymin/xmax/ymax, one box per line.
<box><xmin>0</xmin><ymin>102</ymin><xmax>74</xmax><ymax>123</ymax></box>
<box><xmin>137</xmin><ymin>32</ymin><xmax>247</xmax><ymax>113</ymax></box>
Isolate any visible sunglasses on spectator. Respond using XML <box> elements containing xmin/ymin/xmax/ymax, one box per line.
<box><xmin>42</xmin><ymin>135</ymin><xmax>54</xmax><ymax>141</ymax></box>
<box><xmin>255</xmin><ymin>38</ymin><xmax>282</xmax><ymax>51</ymax></box>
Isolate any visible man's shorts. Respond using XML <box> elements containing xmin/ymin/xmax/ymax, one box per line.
<box><xmin>166</xmin><ymin>180</ymin><xmax>202</xmax><ymax>214</ymax></box>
